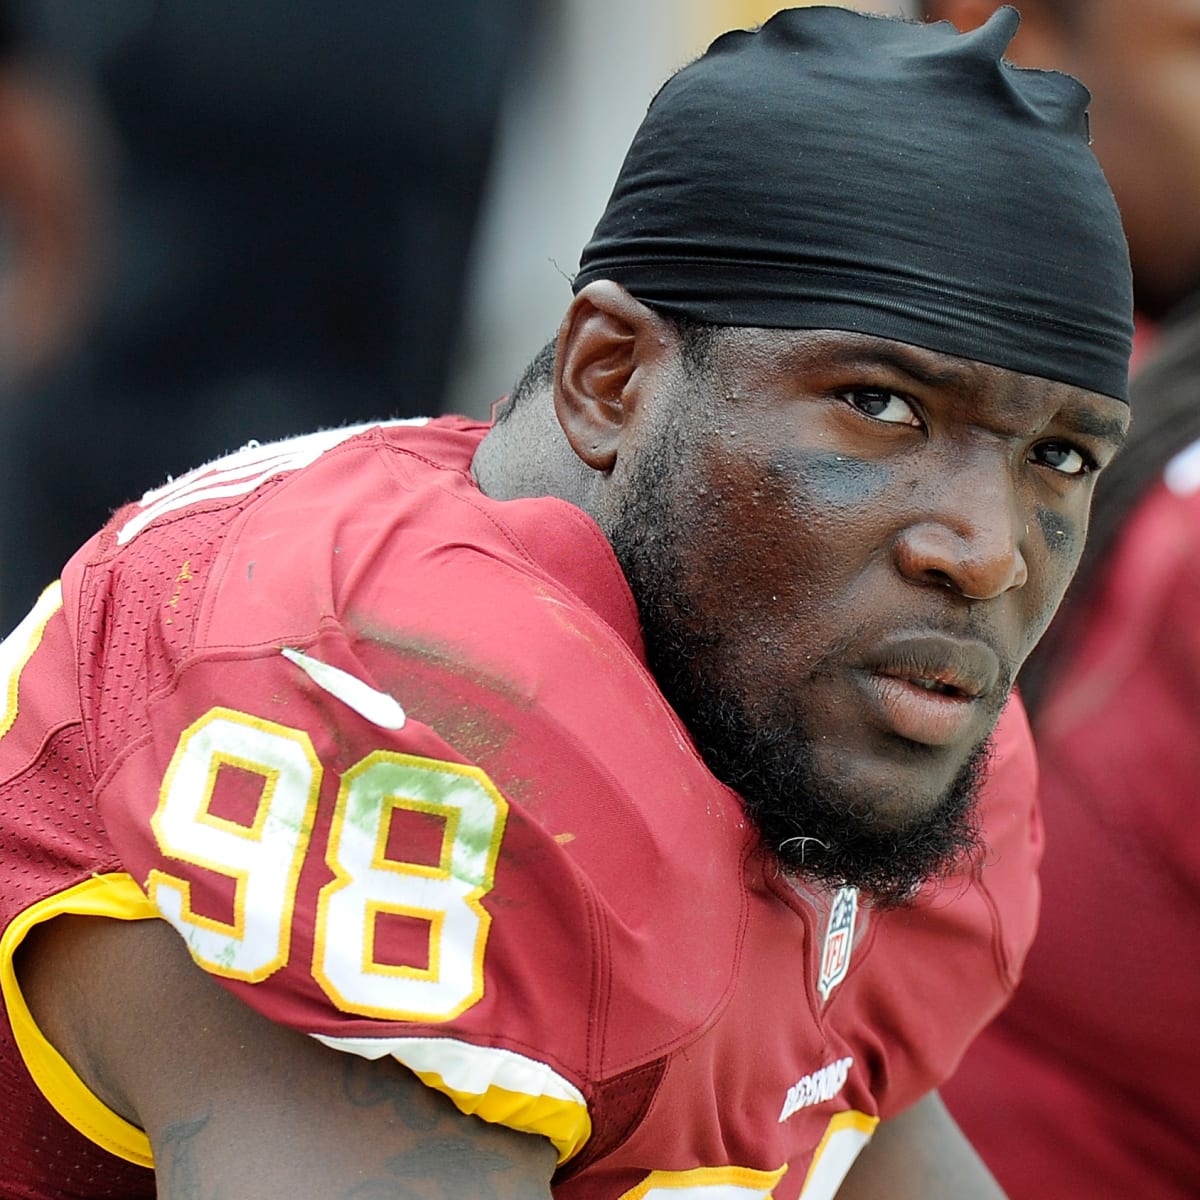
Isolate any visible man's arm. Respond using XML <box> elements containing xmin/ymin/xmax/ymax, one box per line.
<box><xmin>19</xmin><ymin>913</ymin><xmax>559</xmax><ymax>1199</ymax></box>
<box><xmin>836</xmin><ymin>1089</ymin><xmax>1007</xmax><ymax>1199</ymax></box>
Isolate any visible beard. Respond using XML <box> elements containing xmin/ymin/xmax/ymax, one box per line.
<box><xmin>664</xmin><ymin>677</ymin><xmax>989</xmax><ymax>909</ymax></box>
<box><xmin>602</xmin><ymin>416</ymin><xmax>986</xmax><ymax>909</ymax></box>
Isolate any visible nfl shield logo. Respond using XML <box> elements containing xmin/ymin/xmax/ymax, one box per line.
<box><xmin>818</xmin><ymin>886</ymin><xmax>859</xmax><ymax>1002</ymax></box>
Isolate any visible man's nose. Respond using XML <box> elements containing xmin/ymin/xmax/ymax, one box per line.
<box><xmin>892</xmin><ymin>473</ymin><xmax>1029</xmax><ymax>601</ymax></box>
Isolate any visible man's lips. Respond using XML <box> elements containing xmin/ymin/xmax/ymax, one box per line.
<box><xmin>854</xmin><ymin>636</ymin><xmax>1002</xmax><ymax>747</ymax></box>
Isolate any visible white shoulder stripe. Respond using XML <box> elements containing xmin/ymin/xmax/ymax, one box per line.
<box><xmin>0</xmin><ymin>581</ymin><xmax>62</xmax><ymax>740</ymax></box>
<box><xmin>312</xmin><ymin>1033</ymin><xmax>585</xmax><ymax>1105</ymax></box>
<box><xmin>116</xmin><ymin>417</ymin><xmax>432</xmax><ymax>544</ymax></box>
<box><xmin>282</xmin><ymin>647</ymin><xmax>406</xmax><ymax>730</ymax></box>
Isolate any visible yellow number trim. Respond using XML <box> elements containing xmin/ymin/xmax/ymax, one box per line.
<box><xmin>0</xmin><ymin>873</ymin><xmax>157</xmax><ymax>1167</ymax></box>
<box><xmin>154</xmin><ymin>748</ymin><xmax>284</xmax><ymax>943</ymax></box>
<box><xmin>313</xmin><ymin>751</ymin><xmax>508</xmax><ymax>1021</ymax></box>
<box><xmin>151</xmin><ymin>716</ymin><xmax>510</xmax><ymax>1022</ymax></box>
<box><xmin>362</xmin><ymin>900</ymin><xmax>445</xmax><ymax>982</ymax></box>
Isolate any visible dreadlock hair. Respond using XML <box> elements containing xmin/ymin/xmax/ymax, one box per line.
<box><xmin>1020</xmin><ymin>296</ymin><xmax>1200</xmax><ymax>718</ymax></box>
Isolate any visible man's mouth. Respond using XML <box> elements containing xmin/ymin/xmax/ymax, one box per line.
<box><xmin>855</xmin><ymin>636</ymin><xmax>1002</xmax><ymax>747</ymax></box>
<box><xmin>909</xmin><ymin>675</ymin><xmax>966</xmax><ymax>697</ymax></box>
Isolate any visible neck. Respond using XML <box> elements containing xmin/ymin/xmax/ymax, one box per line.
<box><xmin>471</xmin><ymin>390</ymin><xmax>594</xmax><ymax>510</ymax></box>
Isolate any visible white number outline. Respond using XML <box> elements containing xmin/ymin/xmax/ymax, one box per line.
<box><xmin>151</xmin><ymin>709</ymin><xmax>507</xmax><ymax>1022</ymax></box>
<box><xmin>148</xmin><ymin>708</ymin><xmax>322</xmax><ymax>982</ymax></box>
<box><xmin>313</xmin><ymin>751</ymin><xmax>508</xmax><ymax>1021</ymax></box>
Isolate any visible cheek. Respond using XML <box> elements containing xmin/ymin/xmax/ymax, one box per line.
<box><xmin>766</xmin><ymin>447</ymin><xmax>891</xmax><ymax>511</ymax></box>
<box><xmin>695</xmin><ymin>447</ymin><xmax>891</xmax><ymax>618</ymax></box>
<box><xmin>1034</xmin><ymin>505</ymin><xmax>1082</xmax><ymax>564</ymax></box>
<box><xmin>1026</xmin><ymin>504</ymin><xmax>1085</xmax><ymax>639</ymax></box>
<box><xmin>757</xmin><ymin>447</ymin><xmax>893</xmax><ymax>567</ymax></box>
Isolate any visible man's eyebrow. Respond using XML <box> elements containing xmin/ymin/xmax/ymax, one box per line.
<box><xmin>1055</xmin><ymin>407</ymin><xmax>1130</xmax><ymax>446</ymax></box>
<box><xmin>814</xmin><ymin>341</ymin><xmax>1133</xmax><ymax>444</ymax></box>
<box><xmin>823</xmin><ymin>343</ymin><xmax>974</xmax><ymax>390</ymax></box>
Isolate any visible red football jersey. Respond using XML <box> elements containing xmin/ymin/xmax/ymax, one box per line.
<box><xmin>0</xmin><ymin>418</ymin><xmax>1041</xmax><ymax>1199</ymax></box>
<box><xmin>944</xmin><ymin>452</ymin><xmax>1200</xmax><ymax>1200</ymax></box>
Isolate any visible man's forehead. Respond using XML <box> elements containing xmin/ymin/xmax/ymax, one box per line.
<box><xmin>703</xmin><ymin>326</ymin><xmax>1130</xmax><ymax>440</ymax></box>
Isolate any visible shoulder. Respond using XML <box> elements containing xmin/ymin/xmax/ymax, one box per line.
<box><xmin>73</xmin><ymin>425</ymin><xmax>751</xmax><ymax>1130</ymax></box>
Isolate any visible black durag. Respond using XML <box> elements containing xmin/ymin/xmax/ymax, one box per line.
<box><xmin>574</xmin><ymin>5</ymin><xmax>1132</xmax><ymax>402</ymax></box>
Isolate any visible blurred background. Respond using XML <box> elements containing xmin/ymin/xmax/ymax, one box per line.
<box><xmin>0</xmin><ymin>0</ymin><xmax>905</xmax><ymax>634</ymax></box>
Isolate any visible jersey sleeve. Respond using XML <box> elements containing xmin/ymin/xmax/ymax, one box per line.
<box><xmin>93</xmin><ymin>628</ymin><xmax>605</xmax><ymax>1161</ymax></box>
<box><xmin>64</xmin><ymin>421</ymin><xmax>756</xmax><ymax>1168</ymax></box>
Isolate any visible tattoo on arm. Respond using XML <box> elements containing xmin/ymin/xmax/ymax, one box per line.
<box><xmin>158</xmin><ymin>1108</ymin><xmax>215</xmax><ymax>1200</ymax></box>
<box><xmin>341</xmin><ymin>1056</ymin><xmax>440</xmax><ymax>1131</ymax></box>
<box><xmin>340</xmin><ymin>1060</ymin><xmax>529</xmax><ymax>1199</ymax></box>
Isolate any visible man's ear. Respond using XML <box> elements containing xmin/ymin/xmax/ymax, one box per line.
<box><xmin>554</xmin><ymin>280</ymin><xmax>673</xmax><ymax>472</ymax></box>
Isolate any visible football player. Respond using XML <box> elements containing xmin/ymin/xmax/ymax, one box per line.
<box><xmin>0</xmin><ymin>8</ymin><xmax>1131</xmax><ymax>1198</ymax></box>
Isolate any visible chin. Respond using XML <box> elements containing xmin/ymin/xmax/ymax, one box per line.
<box><xmin>681</xmin><ymin>687</ymin><xmax>992</xmax><ymax>908</ymax></box>
<box><xmin>753</xmin><ymin>739</ymin><xmax>991</xmax><ymax>909</ymax></box>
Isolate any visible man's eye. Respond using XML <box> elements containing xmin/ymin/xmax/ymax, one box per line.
<box><xmin>840</xmin><ymin>389</ymin><xmax>921</xmax><ymax>427</ymax></box>
<box><xmin>1033</xmin><ymin>441</ymin><xmax>1092</xmax><ymax>477</ymax></box>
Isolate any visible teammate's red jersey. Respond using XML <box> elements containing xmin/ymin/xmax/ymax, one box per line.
<box><xmin>944</xmin><ymin>448</ymin><xmax>1200</xmax><ymax>1200</ymax></box>
<box><xmin>0</xmin><ymin>418</ymin><xmax>1041</xmax><ymax>1199</ymax></box>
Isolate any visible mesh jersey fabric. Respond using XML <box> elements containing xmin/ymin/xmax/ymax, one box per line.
<box><xmin>1</xmin><ymin>417</ymin><xmax>1041</xmax><ymax>1198</ymax></box>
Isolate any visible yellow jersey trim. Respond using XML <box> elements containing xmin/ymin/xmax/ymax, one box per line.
<box><xmin>0</xmin><ymin>872</ymin><xmax>158</xmax><ymax>1166</ymax></box>
<box><xmin>412</xmin><ymin>1067</ymin><xmax>591</xmax><ymax>1163</ymax></box>
<box><xmin>619</xmin><ymin>1163</ymin><xmax>789</xmax><ymax>1197</ymax></box>
<box><xmin>799</xmin><ymin>1108</ymin><xmax>879</xmax><ymax>1196</ymax></box>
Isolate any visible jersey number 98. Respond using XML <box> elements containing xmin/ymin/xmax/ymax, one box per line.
<box><xmin>148</xmin><ymin>707</ymin><xmax>508</xmax><ymax>1022</ymax></box>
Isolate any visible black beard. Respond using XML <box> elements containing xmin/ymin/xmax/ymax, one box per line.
<box><xmin>604</xmin><ymin>423</ymin><xmax>985</xmax><ymax>909</ymax></box>
<box><xmin>669</xmin><ymin>679</ymin><xmax>988</xmax><ymax>909</ymax></box>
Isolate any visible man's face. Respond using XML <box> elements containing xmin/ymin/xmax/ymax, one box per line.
<box><xmin>602</xmin><ymin>327</ymin><xmax>1128</xmax><ymax>904</ymax></box>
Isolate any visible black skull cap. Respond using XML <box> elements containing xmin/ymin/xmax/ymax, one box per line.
<box><xmin>574</xmin><ymin>5</ymin><xmax>1133</xmax><ymax>402</ymax></box>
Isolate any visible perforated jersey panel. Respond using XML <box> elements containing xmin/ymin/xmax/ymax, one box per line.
<box><xmin>1</xmin><ymin>453</ymin><xmax>300</xmax><ymax>1195</ymax></box>
<box><xmin>0</xmin><ymin>1060</ymin><xmax>154</xmax><ymax>1200</ymax></box>
<box><xmin>0</xmin><ymin>724</ymin><xmax>152</xmax><ymax>1197</ymax></box>
<box><xmin>556</xmin><ymin>1058</ymin><xmax>667</xmax><ymax>1182</ymax></box>
<box><xmin>76</xmin><ymin>496</ymin><xmax>255</xmax><ymax>778</ymax></box>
